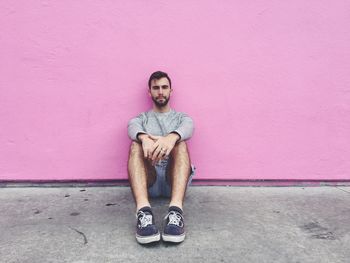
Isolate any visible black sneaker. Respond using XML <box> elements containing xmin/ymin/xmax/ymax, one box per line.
<box><xmin>162</xmin><ymin>206</ymin><xmax>185</xmax><ymax>243</ymax></box>
<box><xmin>136</xmin><ymin>207</ymin><xmax>160</xmax><ymax>244</ymax></box>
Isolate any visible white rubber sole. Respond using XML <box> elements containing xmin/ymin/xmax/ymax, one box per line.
<box><xmin>162</xmin><ymin>233</ymin><xmax>186</xmax><ymax>243</ymax></box>
<box><xmin>136</xmin><ymin>232</ymin><xmax>161</xmax><ymax>244</ymax></box>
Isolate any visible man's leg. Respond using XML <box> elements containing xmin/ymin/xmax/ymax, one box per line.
<box><xmin>167</xmin><ymin>141</ymin><xmax>191</xmax><ymax>210</ymax></box>
<box><xmin>128</xmin><ymin>141</ymin><xmax>156</xmax><ymax>211</ymax></box>
<box><xmin>162</xmin><ymin>141</ymin><xmax>191</xmax><ymax>243</ymax></box>
<box><xmin>128</xmin><ymin>141</ymin><xmax>160</xmax><ymax>244</ymax></box>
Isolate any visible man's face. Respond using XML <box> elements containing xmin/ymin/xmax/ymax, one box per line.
<box><xmin>149</xmin><ymin>77</ymin><xmax>172</xmax><ymax>108</ymax></box>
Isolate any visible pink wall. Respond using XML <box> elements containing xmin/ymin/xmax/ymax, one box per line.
<box><xmin>1</xmin><ymin>1</ymin><xmax>350</xmax><ymax>181</ymax></box>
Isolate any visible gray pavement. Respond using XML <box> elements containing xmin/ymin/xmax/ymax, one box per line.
<box><xmin>0</xmin><ymin>186</ymin><xmax>349</xmax><ymax>263</ymax></box>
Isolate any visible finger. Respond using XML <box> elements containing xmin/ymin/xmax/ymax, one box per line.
<box><xmin>158</xmin><ymin>152</ymin><xmax>167</xmax><ymax>162</ymax></box>
<box><xmin>160</xmin><ymin>148</ymin><xmax>168</xmax><ymax>157</ymax></box>
<box><xmin>147</xmin><ymin>141</ymin><xmax>157</xmax><ymax>160</ymax></box>
<box><xmin>152</xmin><ymin>149</ymin><xmax>162</xmax><ymax>162</ymax></box>
<box><xmin>158</xmin><ymin>148</ymin><xmax>167</xmax><ymax>162</ymax></box>
<box><xmin>141</xmin><ymin>144</ymin><xmax>146</xmax><ymax>158</ymax></box>
<box><xmin>146</xmin><ymin>148</ymin><xmax>150</xmax><ymax>159</ymax></box>
<box><xmin>165</xmin><ymin>148</ymin><xmax>171</xmax><ymax>156</ymax></box>
<box><xmin>150</xmin><ymin>141</ymin><xmax>159</xmax><ymax>153</ymax></box>
<box><xmin>157</xmin><ymin>150</ymin><xmax>166</xmax><ymax>162</ymax></box>
<box><xmin>152</xmin><ymin>152</ymin><xmax>161</xmax><ymax>165</ymax></box>
<box><xmin>150</xmin><ymin>149</ymin><xmax>157</xmax><ymax>162</ymax></box>
<box><xmin>142</xmin><ymin>146</ymin><xmax>148</xmax><ymax>159</ymax></box>
<box><xmin>153</xmin><ymin>146</ymin><xmax>165</xmax><ymax>163</ymax></box>
<box><xmin>143</xmin><ymin>145</ymin><xmax>149</xmax><ymax>159</ymax></box>
<box><xmin>151</xmin><ymin>144</ymin><xmax>161</xmax><ymax>160</ymax></box>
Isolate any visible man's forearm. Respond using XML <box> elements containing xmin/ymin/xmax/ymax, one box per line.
<box><xmin>137</xmin><ymin>133</ymin><xmax>148</xmax><ymax>142</ymax></box>
<box><xmin>167</xmin><ymin>132</ymin><xmax>180</xmax><ymax>143</ymax></box>
<box><xmin>172</xmin><ymin>115</ymin><xmax>194</xmax><ymax>141</ymax></box>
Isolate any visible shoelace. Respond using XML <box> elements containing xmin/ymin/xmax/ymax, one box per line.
<box><xmin>165</xmin><ymin>211</ymin><xmax>184</xmax><ymax>227</ymax></box>
<box><xmin>137</xmin><ymin>211</ymin><xmax>153</xmax><ymax>228</ymax></box>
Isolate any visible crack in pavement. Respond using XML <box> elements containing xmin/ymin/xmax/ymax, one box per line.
<box><xmin>335</xmin><ymin>187</ymin><xmax>350</xmax><ymax>194</ymax></box>
<box><xmin>69</xmin><ymin>227</ymin><xmax>88</xmax><ymax>245</ymax></box>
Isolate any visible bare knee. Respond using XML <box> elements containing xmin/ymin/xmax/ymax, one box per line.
<box><xmin>172</xmin><ymin>141</ymin><xmax>189</xmax><ymax>156</ymax></box>
<box><xmin>129</xmin><ymin>141</ymin><xmax>143</xmax><ymax>156</ymax></box>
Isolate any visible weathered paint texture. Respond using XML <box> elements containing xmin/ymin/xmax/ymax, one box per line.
<box><xmin>1</xmin><ymin>1</ymin><xmax>350</xmax><ymax>180</ymax></box>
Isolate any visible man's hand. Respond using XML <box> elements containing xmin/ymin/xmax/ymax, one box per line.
<box><xmin>149</xmin><ymin>133</ymin><xmax>180</xmax><ymax>165</ymax></box>
<box><xmin>138</xmin><ymin>134</ymin><xmax>155</xmax><ymax>160</ymax></box>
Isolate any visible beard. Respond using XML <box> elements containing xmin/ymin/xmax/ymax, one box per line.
<box><xmin>152</xmin><ymin>96</ymin><xmax>170</xmax><ymax>108</ymax></box>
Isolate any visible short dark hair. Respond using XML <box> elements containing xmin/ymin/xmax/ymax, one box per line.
<box><xmin>148</xmin><ymin>71</ymin><xmax>172</xmax><ymax>89</ymax></box>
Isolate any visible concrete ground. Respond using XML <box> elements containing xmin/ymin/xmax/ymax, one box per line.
<box><xmin>0</xmin><ymin>186</ymin><xmax>349</xmax><ymax>263</ymax></box>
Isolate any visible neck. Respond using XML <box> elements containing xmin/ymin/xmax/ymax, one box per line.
<box><xmin>153</xmin><ymin>104</ymin><xmax>171</xmax><ymax>113</ymax></box>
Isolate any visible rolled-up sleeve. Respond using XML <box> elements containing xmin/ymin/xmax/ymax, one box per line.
<box><xmin>127</xmin><ymin>114</ymin><xmax>146</xmax><ymax>141</ymax></box>
<box><xmin>173</xmin><ymin>114</ymin><xmax>194</xmax><ymax>141</ymax></box>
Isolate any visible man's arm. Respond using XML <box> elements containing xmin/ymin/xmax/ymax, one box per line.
<box><xmin>127</xmin><ymin>114</ymin><xmax>147</xmax><ymax>142</ymax></box>
<box><xmin>172</xmin><ymin>114</ymin><xmax>194</xmax><ymax>141</ymax></box>
<box><xmin>128</xmin><ymin>114</ymin><xmax>159</xmax><ymax>161</ymax></box>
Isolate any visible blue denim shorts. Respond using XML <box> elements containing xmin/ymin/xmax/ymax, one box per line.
<box><xmin>148</xmin><ymin>158</ymin><xmax>195</xmax><ymax>198</ymax></box>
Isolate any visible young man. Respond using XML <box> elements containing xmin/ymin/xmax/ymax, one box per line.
<box><xmin>127</xmin><ymin>71</ymin><xmax>194</xmax><ymax>244</ymax></box>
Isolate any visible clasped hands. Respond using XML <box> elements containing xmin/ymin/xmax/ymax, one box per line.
<box><xmin>138</xmin><ymin>133</ymin><xmax>180</xmax><ymax>166</ymax></box>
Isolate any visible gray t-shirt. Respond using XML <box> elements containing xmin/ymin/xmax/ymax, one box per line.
<box><xmin>128</xmin><ymin>109</ymin><xmax>194</xmax><ymax>142</ymax></box>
